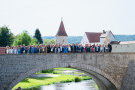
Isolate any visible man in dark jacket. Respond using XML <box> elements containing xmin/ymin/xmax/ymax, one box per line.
<box><xmin>47</xmin><ymin>45</ymin><xmax>51</xmax><ymax>53</ymax></box>
<box><xmin>20</xmin><ymin>45</ymin><xmax>24</xmax><ymax>54</ymax></box>
<box><xmin>71</xmin><ymin>43</ymin><xmax>76</xmax><ymax>53</ymax></box>
<box><xmin>108</xmin><ymin>43</ymin><xmax>112</xmax><ymax>52</ymax></box>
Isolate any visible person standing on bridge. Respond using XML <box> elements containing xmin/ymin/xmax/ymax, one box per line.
<box><xmin>47</xmin><ymin>45</ymin><xmax>51</xmax><ymax>53</ymax></box>
<box><xmin>108</xmin><ymin>43</ymin><xmax>112</xmax><ymax>52</ymax></box>
<box><xmin>105</xmin><ymin>45</ymin><xmax>109</xmax><ymax>52</ymax></box>
<box><xmin>71</xmin><ymin>43</ymin><xmax>75</xmax><ymax>52</ymax></box>
<box><xmin>33</xmin><ymin>45</ymin><xmax>37</xmax><ymax>53</ymax></box>
<box><xmin>63</xmin><ymin>45</ymin><xmax>68</xmax><ymax>53</ymax></box>
<box><xmin>95</xmin><ymin>44</ymin><xmax>99</xmax><ymax>52</ymax></box>
<box><xmin>92</xmin><ymin>45</ymin><xmax>95</xmax><ymax>52</ymax></box>
<box><xmin>44</xmin><ymin>45</ymin><xmax>47</xmax><ymax>54</ymax></box>
<box><xmin>68</xmin><ymin>45</ymin><xmax>71</xmax><ymax>53</ymax></box>
<box><xmin>100</xmin><ymin>44</ymin><xmax>104</xmax><ymax>52</ymax></box>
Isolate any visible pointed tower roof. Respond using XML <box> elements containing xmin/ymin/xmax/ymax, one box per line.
<box><xmin>56</xmin><ymin>20</ymin><xmax>68</xmax><ymax>36</ymax></box>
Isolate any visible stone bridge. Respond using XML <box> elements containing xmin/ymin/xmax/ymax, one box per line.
<box><xmin>0</xmin><ymin>53</ymin><xmax>135</xmax><ymax>90</ymax></box>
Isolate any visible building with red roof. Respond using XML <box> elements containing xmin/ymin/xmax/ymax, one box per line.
<box><xmin>81</xmin><ymin>30</ymin><xmax>114</xmax><ymax>45</ymax></box>
<box><xmin>56</xmin><ymin>20</ymin><xmax>68</xmax><ymax>44</ymax></box>
<box><xmin>81</xmin><ymin>32</ymin><xmax>102</xmax><ymax>45</ymax></box>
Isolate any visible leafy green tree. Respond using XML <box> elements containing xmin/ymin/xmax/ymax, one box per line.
<box><xmin>0</xmin><ymin>26</ymin><xmax>14</xmax><ymax>47</ymax></box>
<box><xmin>34</xmin><ymin>29</ymin><xmax>43</xmax><ymax>44</ymax></box>
<box><xmin>43</xmin><ymin>39</ymin><xmax>49</xmax><ymax>45</ymax></box>
<box><xmin>49</xmin><ymin>39</ymin><xmax>56</xmax><ymax>44</ymax></box>
<box><xmin>44</xmin><ymin>39</ymin><xmax>56</xmax><ymax>45</ymax></box>
<box><xmin>30</xmin><ymin>38</ymin><xmax>38</xmax><ymax>45</ymax></box>
<box><xmin>13</xmin><ymin>31</ymin><xmax>32</xmax><ymax>46</ymax></box>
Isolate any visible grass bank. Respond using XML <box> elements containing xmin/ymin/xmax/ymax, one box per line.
<box><xmin>12</xmin><ymin>74</ymin><xmax>91</xmax><ymax>90</ymax></box>
<box><xmin>12</xmin><ymin>68</ymin><xmax>94</xmax><ymax>90</ymax></box>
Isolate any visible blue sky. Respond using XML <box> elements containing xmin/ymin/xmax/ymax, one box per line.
<box><xmin>0</xmin><ymin>0</ymin><xmax>135</xmax><ymax>36</ymax></box>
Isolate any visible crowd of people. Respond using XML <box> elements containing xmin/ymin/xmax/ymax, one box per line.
<box><xmin>6</xmin><ymin>43</ymin><xmax>112</xmax><ymax>54</ymax></box>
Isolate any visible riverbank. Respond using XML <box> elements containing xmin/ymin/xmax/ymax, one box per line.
<box><xmin>12</xmin><ymin>68</ymin><xmax>94</xmax><ymax>90</ymax></box>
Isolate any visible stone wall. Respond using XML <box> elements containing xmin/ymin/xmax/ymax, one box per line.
<box><xmin>120</xmin><ymin>60</ymin><xmax>135</xmax><ymax>90</ymax></box>
<box><xmin>0</xmin><ymin>53</ymin><xmax>135</xmax><ymax>90</ymax></box>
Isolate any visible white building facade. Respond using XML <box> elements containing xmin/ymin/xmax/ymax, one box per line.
<box><xmin>81</xmin><ymin>30</ymin><xmax>114</xmax><ymax>45</ymax></box>
<box><xmin>100</xmin><ymin>31</ymin><xmax>114</xmax><ymax>45</ymax></box>
<box><xmin>81</xmin><ymin>33</ymin><xmax>90</xmax><ymax>45</ymax></box>
<box><xmin>56</xmin><ymin>36</ymin><xmax>68</xmax><ymax>45</ymax></box>
<box><xmin>111</xmin><ymin>41</ymin><xmax>135</xmax><ymax>52</ymax></box>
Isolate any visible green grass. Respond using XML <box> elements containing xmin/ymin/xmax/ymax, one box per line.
<box><xmin>12</xmin><ymin>74</ymin><xmax>91</xmax><ymax>90</ymax></box>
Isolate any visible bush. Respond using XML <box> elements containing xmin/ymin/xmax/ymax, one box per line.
<box><xmin>41</xmin><ymin>69</ymin><xmax>54</xmax><ymax>73</ymax></box>
<box><xmin>74</xmin><ymin>77</ymin><xmax>82</xmax><ymax>82</ymax></box>
<box><xmin>82</xmin><ymin>76</ymin><xmax>91</xmax><ymax>80</ymax></box>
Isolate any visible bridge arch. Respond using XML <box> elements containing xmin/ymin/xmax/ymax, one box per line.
<box><xmin>1</xmin><ymin>53</ymin><xmax>132</xmax><ymax>90</ymax></box>
<box><xmin>9</xmin><ymin>62</ymin><xmax>117</xmax><ymax>90</ymax></box>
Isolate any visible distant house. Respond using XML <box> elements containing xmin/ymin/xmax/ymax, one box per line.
<box><xmin>81</xmin><ymin>30</ymin><xmax>114</xmax><ymax>45</ymax></box>
<box><xmin>100</xmin><ymin>30</ymin><xmax>114</xmax><ymax>45</ymax></box>
<box><xmin>81</xmin><ymin>32</ymin><xmax>102</xmax><ymax>45</ymax></box>
<box><xmin>56</xmin><ymin>20</ymin><xmax>68</xmax><ymax>45</ymax></box>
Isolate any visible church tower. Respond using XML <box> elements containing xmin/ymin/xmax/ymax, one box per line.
<box><xmin>56</xmin><ymin>20</ymin><xmax>68</xmax><ymax>45</ymax></box>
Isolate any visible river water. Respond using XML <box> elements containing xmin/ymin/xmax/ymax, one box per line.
<box><xmin>39</xmin><ymin>80</ymin><xmax>97</xmax><ymax>90</ymax></box>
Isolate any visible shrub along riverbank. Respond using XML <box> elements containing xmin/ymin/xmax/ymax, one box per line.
<box><xmin>12</xmin><ymin>68</ymin><xmax>93</xmax><ymax>90</ymax></box>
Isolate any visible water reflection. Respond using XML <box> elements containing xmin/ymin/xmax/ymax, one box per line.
<box><xmin>40</xmin><ymin>80</ymin><xmax>97</xmax><ymax>90</ymax></box>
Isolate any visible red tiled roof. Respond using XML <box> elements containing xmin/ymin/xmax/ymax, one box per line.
<box><xmin>85</xmin><ymin>32</ymin><xmax>102</xmax><ymax>43</ymax></box>
<box><xmin>56</xmin><ymin>20</ymin><xmax>68</xmax><ymax>36</ymax></box>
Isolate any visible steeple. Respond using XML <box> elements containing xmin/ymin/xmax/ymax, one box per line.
<box><xmin>56</xmin><ymin>20</ymin><xmax>68</xmax><ymax>36</ymax></box>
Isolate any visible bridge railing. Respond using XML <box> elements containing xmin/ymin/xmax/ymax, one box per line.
<box><xmin>0</xmin><ymin>47</ymin><xmax>6</xmax><ymax>54</ymax></box>
<box><xmin>0</xmin><ymin>46</ymin><xmax>112</xmax><ymax>55</ymax></box>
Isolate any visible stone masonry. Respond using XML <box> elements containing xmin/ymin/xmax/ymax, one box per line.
<box><xmin>120</xmin><ymin>60</ymin><xmax>135</xmax><ymax>90</ymax></box>
<box><xmin>0</xmin><ymin>53</ymin><xmax>135</xmax><ymax>90</ymax></box>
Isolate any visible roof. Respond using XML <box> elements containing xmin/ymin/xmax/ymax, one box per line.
<box><xmin>100</xmin><ymin>31</ymin><xmax>114</xmax><ymax>38</ymax></box>
<box><xmin>110</xmin><ymin>41</ymin><xmax>121</xmax><ymax>44</ymax></box>
<box><xmin>56</xmin><ymin>20</ymin><xmax>68</xmax><ymax>36</ymax></box>
<box><xmin>85</xmin><ymin>32</ymin><xmax>102</xmax><ymax>43</ymax></box>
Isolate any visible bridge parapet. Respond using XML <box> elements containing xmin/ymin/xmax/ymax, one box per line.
<box><xmin>0</xmin><ymin>53</ymin><xmax>135</xmax><ymax>90</ymax></box>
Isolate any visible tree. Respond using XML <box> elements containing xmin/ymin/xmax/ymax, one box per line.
<box><xmin>34</xmin><ymin>29</ymin><xmax>43</xmax><ymax>44</ymax></box>
<box><xmin>44</xmin><ymin>39</ymin><xmax>56</xmax><ymax>45</ymax></box>
<box><xmin>49</xmin><ymin>39</ymin><xmax>56</xmax><ymax>44</ymax></box>
<box><xmin>13</xmin><ymin>31</ymin><xmax>32</xmax><ymax>46</ymax></box>
<box><xmin>30</xmin><ymin>38</ymin><xmax>38</xmax><ymax>45</ymax></box>
<box><xmin>0</xmin><ymin>26</ymin><xmax>14</xmax><ymax>47</ymax></box>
